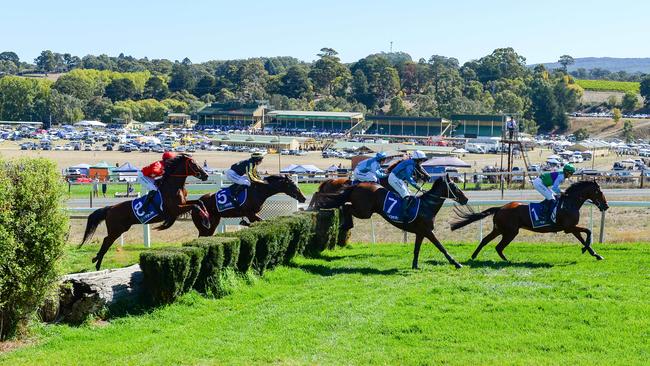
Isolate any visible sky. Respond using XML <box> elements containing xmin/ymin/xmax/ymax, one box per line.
<box><xmin>3</xmin><ymin>0</ymin><xmax>649</xmax><ymax>65</ymax></box>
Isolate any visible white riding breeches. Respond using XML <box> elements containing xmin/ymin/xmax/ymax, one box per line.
<box><xmin>226</xmin><ymin>169</ymin><xmax>251</xmax><ymax>186</ymax></box>
<box><xmin>388</xmin><ymin>172</ymin><xmax>411</xmax><ymax>198</ymax></box>
<box><xmin>353</xmin><ymin>170</ymin><xmax>379</xmax><ymax>183</ymax></box>
<box><xmin>138</xmin><ymin>172</ymin><xmax>157</xmax><ymax>192</ymax></box>
<box><xmin>533</xmin><ymin>178</ymin><xmax>555</xmax><ymax>200</ymax></box>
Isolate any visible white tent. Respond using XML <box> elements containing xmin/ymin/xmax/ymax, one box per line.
<box><xmin>281</xmin><ymin>164</ymin><xmax>324</xmax><ymax>174</ymax></box>
<box><xmin>74</xmin><ymin>120</ymin><xmax>106</xmax><ymax>127</ymax></box>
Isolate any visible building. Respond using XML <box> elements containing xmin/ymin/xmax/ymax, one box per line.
<box><xmin>165</xmin><ymin>113</ymin><xmax>191</xmax><ymax>127</ymax></box>
<box><xmin>363</xmin><ymin>115</ymin><xmax>452</xmax><ymax>137</ymax></box>
<box><xmin>195</xmin><ymin>102</ymin><xmax>267</xmax><ymax>130</ymax></box>
<box><xmin>451</xmin><ymin>114</ymin><xmax>512</xmax><ymax>138</ymax></box>
<box><xmin>264</xmin><ymin>110</ymin><xmax>364</xmax><ymax>133</ymax></box>
<box><xmin>210</xmin><ymin>134</ymin><xmax>308</xmax><ymax>151</ymax></box>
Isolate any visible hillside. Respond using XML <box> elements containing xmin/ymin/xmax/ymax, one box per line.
<box><xmin>575</xmin><ymin>79</ymin><xmax>640</xmax><ymax>93</ymax></box>
<box><xmin>538</xmin><ymin>57</ymin><xmax>650</xmax><ymax>73</ymax></box>
<box><xmin>569</xmin><ymin>116</ymin><xmax>650</xmax><ymax>139</ymax></box>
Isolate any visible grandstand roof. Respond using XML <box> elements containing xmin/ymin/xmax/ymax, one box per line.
<box><xmin>366</xmin><ymin>115</ymin><xmax>449</xmax><ymax>123</ymax></box>
<box><xmin>267</xmin><ymin>110</ymin><xmax>363</xmax><ymax>120</ymax></box>
<box><xmin>197</xmin><ymin>102</ymin><xmax>260</xmax><ymax>117</ymax></box>
<box><xmin>451</xmin><ymin>114</ymin><xmax>509</xmax><ymax>122</ymax></box>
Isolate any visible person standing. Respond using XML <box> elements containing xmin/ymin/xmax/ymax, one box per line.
<box><xmin>101</xmin><ymin>180</ymin><xmax>107</xmax><ymax>198</ymax></box>
<box><xmin>92</xmin><ymin>176</ymin><xmax>99</xmax><ymax>198</ymax></box>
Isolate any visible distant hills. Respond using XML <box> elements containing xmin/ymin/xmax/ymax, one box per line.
<box><xmin>537</xmin><ymin>57</ymin><xmax>650</xmax><ymax>73</ymax></box>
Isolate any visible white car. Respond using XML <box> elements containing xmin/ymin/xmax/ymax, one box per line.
<box><xmin>54</xmin><ymin>145</ymin><xmax>63</xmax><ymax>151</ymax></box>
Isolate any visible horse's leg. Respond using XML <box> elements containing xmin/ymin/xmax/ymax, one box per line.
<box><xmin>471</xmin><ymin>228</ymin><xmax>501</xmax><ymax>260</ymax></box>
<box><xmin>341</xmin><ymin>204</ymin><xmax>354</xmax><ymax>231</ymax></box>
<box><xmin>412</xmin><ymin>234</ymin><xmax>423</xmax><ymax>269</ymax></box>
<box><xmin>571</xmin><ymin>226</ymin><xmax>603</xmax><ymax>260</ymax></box>
<box><xmin>192</xmin><ymin>206</ymin><xmax>217</xmax><ymax>236</ymax></box>
<box><xmin>92</xmin><ymin>223</ymin><xmax>128</xmax><ymax>271</ymax></box>
<box><xmin>422</xmin><ymin>231</ymin><xmax>462</xmax><ymax>269</ymax></box>
<box><xmin>494</xmin><ymin>231</ymin><xmax>518</xmax><ymax>262</ymax></box>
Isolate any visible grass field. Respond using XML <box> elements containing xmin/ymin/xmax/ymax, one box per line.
<box><xmin>576</xmin><ymin>79</ymin><xmax>640</xmax><ymax>94</ymax></box>
<box><xmin>2</xmin><ymin>242</ymin><xmax>648</xmax><ymax>365</ymax></box>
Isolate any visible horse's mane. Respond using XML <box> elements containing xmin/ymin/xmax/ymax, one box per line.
<box><xmin>565</xmin><ymin>180</ymin><xmax>598</xmax><ymax>196</ymax></box>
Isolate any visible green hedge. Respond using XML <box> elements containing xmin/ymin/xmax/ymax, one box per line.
<box><xmin>140</xmin><ymin>251</ymin><xmax>190</xmax><ymax>305</ymax></box>
<box><xmin>0</xmin><ymin>158</ymin><xmax>68</xmax><ymax>340</ymax></box>
<box><xmin>138</xmin><ymin>209</ymin><xmax>340</xmax><ymax>303</ymax></box>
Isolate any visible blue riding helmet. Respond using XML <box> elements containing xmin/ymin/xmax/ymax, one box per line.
<box><xmin>375</xmin><ymin>152</ymin><xmax>387</xmax><ymax>160</ymax></box>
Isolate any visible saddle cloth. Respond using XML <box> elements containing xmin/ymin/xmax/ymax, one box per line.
<box><xmin>131</xmin><ymin>191</ymin><xmax>163</xmax><ymax>224</ymax></box>
<box><xmin>528</xmin><ymin>199</ymin><xmax>559</xmax><ymax>228</ymax></box>
<box><xmin>382</xmin><ymin>191</ymin><xmax>420</xmax><ymax>224</ymax></box>
<box><xmin>215</xmin><ymin>186</ymin><xmax>248</xmax><ymax>212</ymax></box>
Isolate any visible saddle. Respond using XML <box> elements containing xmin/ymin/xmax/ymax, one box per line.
<box><xmin>131</xmin><ymin>191</ymin><xmax>164</xmax><ymax>224</ymax></box>
<box><xmin>215</xmin><ymin>186</ymin><xmax>248</xmax><ymax>212</ymax></box>
<box><xmin>382</xmin><ymin>191</ymin><xmax>420</xmax><ymax>224</ymax></box>
<box><xmin>529</xmin><ymin>198</ymin><xmax>562</xmax><ymax>228</ymax></box>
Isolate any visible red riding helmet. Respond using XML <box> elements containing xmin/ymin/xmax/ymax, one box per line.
<box><xmin>162</xmin><ymin>151</ymin><xmax>176</xmax><ymax>160</ymax></box>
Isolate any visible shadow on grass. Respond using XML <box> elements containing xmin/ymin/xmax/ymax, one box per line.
<box><xmin>306</xmin><ymin>252</ymin><xmax>376</xmax><ymax>262</ymax></box>
<box><xmin>288</xmin><ymin>262</ymin><xmax>399</xmax><ymax>276</ymax></box>
<box><xmin>462</xmin><ymin>259</ymin><xmax>556</xmax><ymax>269</ymax></box>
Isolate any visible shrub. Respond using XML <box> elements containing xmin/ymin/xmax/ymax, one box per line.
<box><xmin>182</xmin><ymin>237</ymin><xmax>238</xmax><ymax>293</ymax></box>
<box><xmin>166</xmin><ymin>246</ymin><xmax>206</xmax><ymax>292</ymax></box>
<box><xmin>305</xmin><ymin>209</ymin><xmax>339</xmax><ymax>256</ymax></box>
<box><xmin>0</xmin><ymin>158</ymin><xmax>68</xmax><ymax>340</ymax></box>
<box><xmin>274</xmin><ymin>213</ymin><xmax>314</xmax><ymax>263</ymax></box>
<box><xmin>224</xmin><ymin>230</ymin><xmax>257</xmax><ymax>273</ymax></box>
<box><xmin>139</xmin><ymin>251</ymin><xmax>190</xmax><ymax>305</ymax></box>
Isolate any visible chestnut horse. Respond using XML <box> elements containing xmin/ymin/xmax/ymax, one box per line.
<box><xmin>81</xmin><ymin>154</ymin><xmax>210</xmax><ymax>270</ymax></box>
<box><xmin>191</xmin><ymin>175</ymin><xmax>307</xmax><ymax>237</ymax></box>
<box><xmin>311</xmin><ymin>174</ymin><xmax>469</xmax><ymax>269</ymax></box>
<box><xmin>451</xmin><ymin>180</ymin><xmax>609</xmax><ymax>261</ymax></box>
<box><xmin>316</xmin><ymin>158</ymin><xmax>431</xmax><ymax>194</ymax></box>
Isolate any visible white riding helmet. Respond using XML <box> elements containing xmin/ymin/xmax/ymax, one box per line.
<box><xmin>411</xmin><ymin>150</ymin><xmax>427</xmax><ymax>160</ymax></box>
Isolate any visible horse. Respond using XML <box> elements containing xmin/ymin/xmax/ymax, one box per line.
<box><xmin>191</xmin><ymin>175</ymin><xmax>307</xmax><ymax>237</ymax></box>
<box><xmin>311</xmin><ymin>174</ymin><xmax>469</xmax><ymax>269</ymax></box>
<box><xmin>81</xmin><ymin>154</ymin><xmax>210</xmax><ymax>270</ymax></box>
<box><xmin>450</xmin><ymin>180</ymin><xmax>610</xmax><ymax>261</ymax></box>
<box><xmin>316</xmin><ymin>158</ymin><xmax>431</xmax><ymax>195</ymax></box>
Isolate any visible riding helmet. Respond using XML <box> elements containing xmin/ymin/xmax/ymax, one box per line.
<box><xmin>563</xmin><ymin>164</ymin><xmax>576</xmax><ymax>174</ymax></box>
<box><xmin>411</xmin><ymin>150</ymin><xmax>427</xmax><ymax>160</ymax></box>
<box><xmin>375</xmin><ymin>152</ymin><xmax>387</xmax><ymax>160</ymax></box>
<box><xmin>162</xmin><ymin>151</ymin><xmax>176</xmax><ymax>160</ymax></box>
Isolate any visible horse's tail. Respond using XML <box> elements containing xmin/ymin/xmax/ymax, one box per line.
<box><xmin>450</xmin><ymin>206</ymin><xmax>500</xmax><ymax>231</ymax></box>
<box><xmin>80</xmin><ymin>206</ymin><xmax>110</xmax><ymax>246</ymax></box>
<box><xmin>309</xmin><ymin>185</ymin><xmax>354</xmax><ymax>210</ymax></box>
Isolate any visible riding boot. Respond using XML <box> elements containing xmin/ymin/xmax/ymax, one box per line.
<box><xmin>230</xmin><ymin>184</ymin><xmax>243</xmax><ymax>207</ymax></box>
<box><xmin>402</xmin><ymin>196</ymin><xmax>415</xmax><ymax>219</ymax></box>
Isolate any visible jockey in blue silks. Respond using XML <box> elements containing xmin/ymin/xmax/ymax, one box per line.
<box><xmin>353</xmin><ymin>152</ymin><xmax>388</xmax><ymax>183</ymax></box>
<box><xmin>388</xmin><ymin>150</ymin><xmax>429</xmax><ymax>217</ymax></box>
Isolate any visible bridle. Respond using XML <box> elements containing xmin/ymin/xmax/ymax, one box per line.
<box><xmin>167</xmin><ymin>158</ymin><xmax>203</xmax><ymax>178</ymax></box>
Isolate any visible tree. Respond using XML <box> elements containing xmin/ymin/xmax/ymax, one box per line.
<box><xmin>558</xmin><ymin>55</ymin><xmax>575</xmax><ymax>72</ymax></box>
<box><xmin>639</xmin><ymin>76</ymin><xmax>650</xmax><ymax>106</ymax></box>
<box><xmin>0</xmin><ymin>51</ymin><xmax>19</xmax><ymax>65</ymax></box>
<box><xmin>622</xmin><ymin>120</ymin><xmax>634</xmax><ymax>143</ymax></box>
<box><xmin>193</xmin><ymin>75</ymin><xmax>215</xmax><ymax>97</ymax></box>
<box><xmin>169</xmin><ymin>62</ymin><xmax>196</xmax><ymax>93</ymax></box>
<box><xmin>104</xmin><ymin>78</ymin><xmax>137</xmax><ymax>102</ymax></box>
<box><xmin>34</xmin><ymin>50</ymin><xmax>58</xmax><ymax>73</ymax></box>
<box><xmin>308</xmin><ymin>49</ymin><xmax>350</xmax><ymax>95</ymax></box>
<box><xmin>279</xmin><ymin>65</ymin><xmax>313</xmax><ymax>99</ymax></box>
<box><xmin>388</xmin><ymin>96</ymin><xmax>407</xmax><ymax>115</ymax></box>
<box><xmin>612</xmin><ymin>108</ymin><xmax>622</xmax><ymax>122</ymax></box>
<box><xmin>48</xmin><ymin>90</ymin><xmax>84</xmax><ymax>123</ymax></box>
<box><xmin>607</xmin><ymin>95</ymin><xmax>619</xmax><ymax>108</ymax></box>
<box><xmin>494</xmin><ymin>90</ymin><xmax>524</xmax><ymax>114</ymax></box>
<box><xmin>143</xmin><ymin>76</ymin><xmax>169</xmax><ymax>100</ymax></box>
<box><xmin>62</xmin><ymin>53</ymin><xmax>81</xmax><ymax>71</ymax></box>
<box><xmin>472</xmin><ymin>48</ymin><xmax>528</xmax><ymax>83</ymax></box>
<box><xmin>621</xmin><ymin>92</ymin><xmax>640</xmax><ymax>112</ymax></box>
<box><xmin>573</xmin><ymin>128</ymin><xmax>589</xmax><ymax>141</ymax></box>
<box><xmin>52</xmin><ymin>73</ymin><xmax>96</xmax><ymax>101</ymax></box>
<box><xmin>83</xmin><ymin>97</ymin><xmax>113</xmax><ymax>122</ymax></box>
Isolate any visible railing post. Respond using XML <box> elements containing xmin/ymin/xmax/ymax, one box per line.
<box><xmin>478</xmin><ymin>205</ymin><xmax>483</xmax><ymax>241</ymax></box>
<box><xmin>89</xmin><ymin>189</ymin><xmax>93</xmax><ymax>208</ymax></box>
<box><xmin>370</xmin><ymin>216</ymin><xmax>376</xmax><ymax>244</ymax></box>
<box><xmin>599</xmin><ymin>210</ymin><xmax>606</xmax><ymax>243</ymax></box>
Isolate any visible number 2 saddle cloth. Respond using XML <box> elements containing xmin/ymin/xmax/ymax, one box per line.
<box><xmin>131</xmin><ymin>191</ymin><xmax>164</xmax><ymax>224</ymax></box>
<box><xmin>382</xmin><ymin>191</ymin><xmax>421</xmax><ymax>224</ymax></box>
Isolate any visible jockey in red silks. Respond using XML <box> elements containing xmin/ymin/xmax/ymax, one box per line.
<box><xmin>140</xmin><ymin>151</ymin><xmax>176</xmax><ymax>206</ymax></box>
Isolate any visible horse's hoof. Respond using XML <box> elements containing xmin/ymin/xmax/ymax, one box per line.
<box><xmin>595</xmin><ymin>255</ymin><xmax>604</xmax><ymax>260</ymax></box>
<box><xmin>91</xmin><ymin>256</ymin><xmax>97</xmax><ymax>263</ymax></box>
<box><xmin>454</xmin><ymin>262</ymin><xmax>463</xmax><ymax>269</ymax></box>
<box><xmin>581</xmin><ymin>247</ymin><xmax>587</xmax><ymax>254</ymax></box>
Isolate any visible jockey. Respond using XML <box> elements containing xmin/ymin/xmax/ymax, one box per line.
<box><xmin>353</xmin><ymin>152</ymin><xmax>388</xmax><ymax>183</ymax></box>
<box><xmin>532</xmin><ymin>164</ymin><xmax>576</xmax><ymax>221</ymax></box>
<box><xmin>388</xmin><ymin>150</ymin><xmax>429</xmax><ymax>216</ymax></box>
<box><xmin>140</xmin><ymin>151</ymin><xmax>176</xmax><ymax>206</ymax></box>
<box><xmin>226</xmin><ymin>152</ymin><xmax>265</xmax><ymax>207</ymax></box>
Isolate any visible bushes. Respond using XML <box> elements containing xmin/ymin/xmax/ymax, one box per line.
<box><xmin>138</xmin><ymin>209</ymin><xmax>340</xmax><ymax>303</ymax></box>
<box><xmin>0</xmin><ymin>158</ymin><xmax>68</xmax><ymax>340</ymax></box>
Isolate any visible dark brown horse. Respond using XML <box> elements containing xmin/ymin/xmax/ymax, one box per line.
<box><xmin>311</xmin><ymin>174</ymin><xmax>469</xmax><ymax>269</ymax></box>
<box><xmin>316</xmin><ymin>158</ymin><xmax>431</xmax><ymax>194</ymax></box>
<box><xmin>81</xmin><ymin>154</ymin><xmax>210</xmax><ymax>270</ymax></box>
<box><xmin>451</xmin><ymin>180</ymin><xmax>609</xmax><ymax>261</ymax></box>
<box><xmin>191</xmin><ymin>175</ymin><xmax>307</xmax><ymax>237</ymax></box>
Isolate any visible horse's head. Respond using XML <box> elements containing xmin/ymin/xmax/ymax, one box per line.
<box><xmin>265</xmin><ymin>175</ymin><xmax>306</xmax><ymax>203</ymax></box>
<box><xmin>568</xmin><ymin>180</ymin><xmax>608</xmax><ymax>212</ymax></box>
<box><xmin>164</xmin><ymin>154</ymin><xmax>209</xmax><ymax>181</ymax></box>
<box><xmin>428</xmin><ymin>174</ymin><xmax>468</xmax><ymax>205</ymax></box>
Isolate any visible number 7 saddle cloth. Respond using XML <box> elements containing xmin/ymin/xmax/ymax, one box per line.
<box><xmin>382</xmin><ymin>191</ymin><xmax>421</xmax><ymax>224</ymax></box>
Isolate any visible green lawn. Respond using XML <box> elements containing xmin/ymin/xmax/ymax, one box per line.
<box><xmin>65</xmin><ymin>182</ymin><xmax>322</xmax><ymax>199</ymax></box>
<box><xmin>576</xmin><ymin>79</ymin><xmax>640</xmax><ymax>94</ymax></box>
<box><xmin>3</xmin><ymin>242</ymin><xmax>649</xmax><ymax>365</ymax></box>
